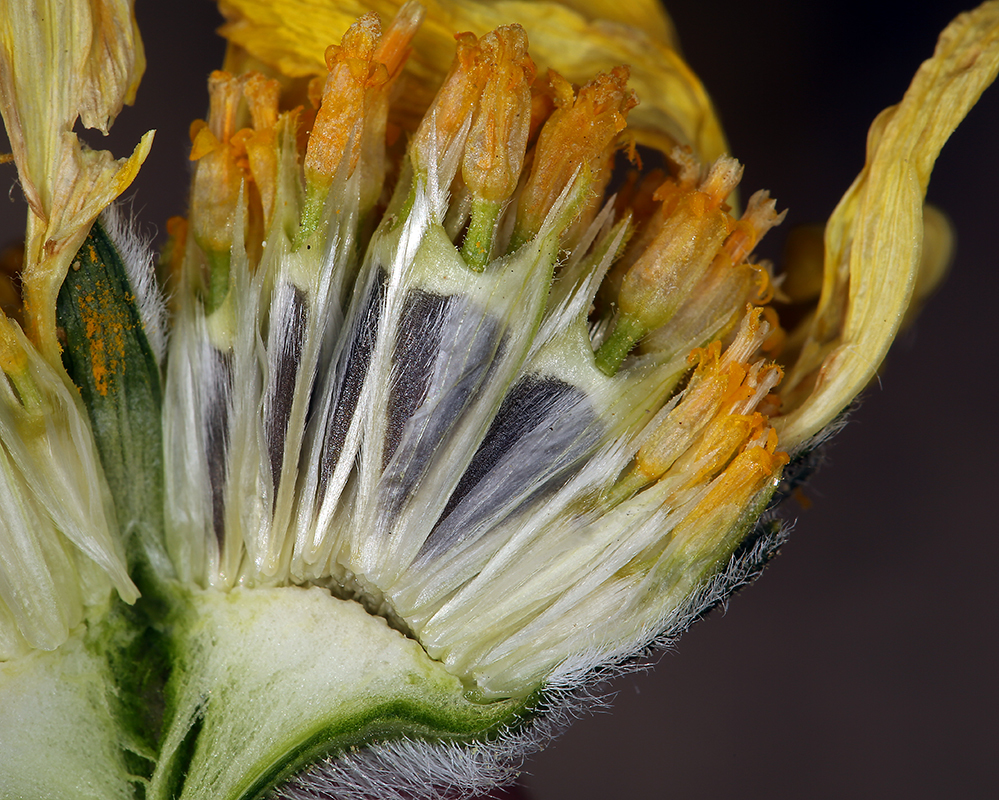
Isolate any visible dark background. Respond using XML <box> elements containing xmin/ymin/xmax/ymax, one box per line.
<box><xmin>530</xmin><ymin>3</ymin><xmax>999</xmax><ymax>798</ymax></box>
<box><xmin>2</xmin><ymin>1</ymin><xmax>996</xmax><ymax>798</ymax></box>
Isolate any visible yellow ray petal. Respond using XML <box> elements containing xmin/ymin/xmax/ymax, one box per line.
<box><xmin>551</xmin><ymin>0</ymin><xmax>678</xmax><ymax>48</ymax></box>
<box><xmin>775</xmin><ymin>2</ymin><xmax>999</xmax><ymax>451</ymax></box>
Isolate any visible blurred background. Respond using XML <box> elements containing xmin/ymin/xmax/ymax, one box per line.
<box><xmin>1</xmin><ymin>1</ymin><xmax>996</xmax><ymax>798</ymax></box>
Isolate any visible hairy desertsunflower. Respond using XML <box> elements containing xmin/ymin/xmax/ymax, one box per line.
<box><xmin>0</xmin><ymin>1</ymin><xmax>996</xmax><ymax>799</ymax></box>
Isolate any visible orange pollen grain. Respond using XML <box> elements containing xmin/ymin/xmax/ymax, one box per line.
<box><xmin>78</xmin><ymin>281</ymin><xmax>128</xmax><ymax>398</ymax></box>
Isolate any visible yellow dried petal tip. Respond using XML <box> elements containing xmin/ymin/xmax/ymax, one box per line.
<box><xmin>775</xmin><ymin>2</ymin><xmax>999</xmax><ymax>450</ymax></box>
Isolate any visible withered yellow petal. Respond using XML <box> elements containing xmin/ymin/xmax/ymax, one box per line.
<box><xmin>217</xmin><ymin>0</ymin><xmax>728</xmax><ymax>163</ymax></box>
<box><xmin>776</xmin><ymin>2</ymin><xmax>999</xmax><ymax>451</ymax></box>
<box><xmin>902</xmin><ymin>203</ymin><xmax>955</xmax><ymax>330</ymax></box>
<box><xmin>78</xmin><ymin>0</ymin><xmax>147</xmax><ymax>134</ymax></box>
<box><xmin>0</xmin><ymin>0</ymin><xmax>152</xmax><ymax>363</ymax></box>
<box><xmin>0</xmin><ymin>0</ymin><xmax>145</xmax><ymax>206</ymax></box>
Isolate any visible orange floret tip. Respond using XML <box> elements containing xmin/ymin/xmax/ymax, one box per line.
<box><xmin>462</xmin><ymin>25</ymin><xmax>536</xmax><ymax>203</ymax></box>
<box><xmin>683</xmin><ymin>412</ymin><xmax>767</xmax><ymax>487</ymax></box>
<box><xmin>616</xmin><ymin>163</ymin><xmax>740</xmax><ymax>330</ymax></box>
<box><xmin>411</xmin><ymin>31</ymin><xmax>490</xmax><ymax>171</ymax></box>
<box><xmin>630</xmin><ymin>308</ymin><xmax>779</xmax><ymax>486</ymax></box>
<box><xmin>304</xmin><ymin>5</ymin><xmax>421</xmax><ymax>185</ymax></box>
<box><xmin>373</xmin><ymin>0</ymin><xmax>424</xmax><ymax>81</ymax></box>
<box><xmin>243</xmin><ymin>73</ymin><xmax>280</xmax><ymax>132</ymax></box>
<box><xmin>516</xmin><ymin>67</ymin><xmax>637</xmax><ymax>238</ymax></box>
<box><xmin>206</xmin><ymin>71</ymin><xmax>243</xmax><ymax>145</ymax></box>
<box><xmin>305</xmin><ymin>14</ymin><xmax>385</xmax><ymax>181</ymax></box>
<box><xmin>719</xmin><ymin>191</ymin><xmax>786</xmax><ymax>269</ymax></box>
<box><xmin>675</xmin><ymin>435</ymin><xmax>788</xmax><ymax>544</ymax></box>
<box><xmin>189</xmin><ymin>71</ymin><xmax>250</xmax><ymax>255</ymax></box>
<box><xmin>242</xmin><ymin>73</ymin><xmax>283</xmax><ymax>226</ymax></box>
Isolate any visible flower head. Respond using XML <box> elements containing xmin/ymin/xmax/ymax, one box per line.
<box><xmin>1</xmin><ymin>2</ymin><xmax>997</xmax><ymax>799</ymax></box>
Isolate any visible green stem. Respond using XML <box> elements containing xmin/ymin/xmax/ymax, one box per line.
<box><xmin>460</xmin><ymin>199</ymin><xmax>500</xmax><ymax>271</ymax></box>
<box><xmin>294</xmin><ymin>178</ymin><xmax>329</xmax><ymax>251</ymax></box>
<box><xmin>204</xmin><ymin>249</ymin><xmax>231</xmax><ymax>315</ymax></box>
<box><xmin>594</xmin><ymin>313</ymin><xmax>647</xmax><ymax>376</ymax></box>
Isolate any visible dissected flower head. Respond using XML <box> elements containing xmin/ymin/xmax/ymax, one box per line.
<box><xmin>1</xmin><ymin>1</ymin><xmax>998</xmax><ymax>799</ymax></box>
